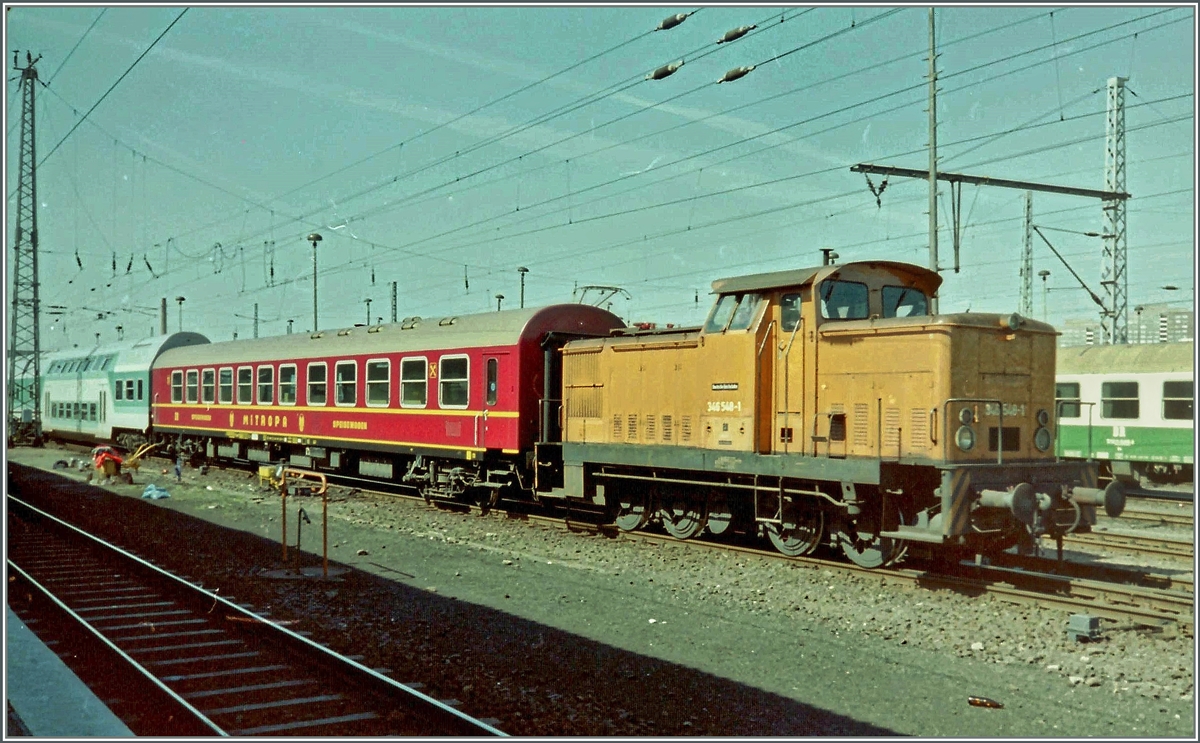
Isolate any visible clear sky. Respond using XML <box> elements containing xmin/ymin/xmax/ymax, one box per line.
<box><xmin>4</xmin><ymin>3</ymin><xmax>1195</xmax><ymax>350</ymax></box>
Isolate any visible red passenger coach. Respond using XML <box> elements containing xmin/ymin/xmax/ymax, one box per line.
<box><xmin>151</xmin><ymin>304</ymin><xmax>624</xmax><ymax>504</ymax></box>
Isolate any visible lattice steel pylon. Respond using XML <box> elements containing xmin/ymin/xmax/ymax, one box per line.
<box><xmin>7</xmin><ymin>52</ymin><xmax>43</xmax><ymax>444</ymax></box>
<box><xmin>1019</xmin><ymin>191</ymin><xmax>1033</xmax><ymax>316</ymax></box>
<box><xmin>1101</xmin><ymin>76</ymin><xmax>1128</xmax><ymax>344</ymax></box>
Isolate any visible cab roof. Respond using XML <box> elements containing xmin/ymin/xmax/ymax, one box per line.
<box><xmin>710</xmin><ymin>260</ymin><xmax>942</xmax><ymax>295</ymax></box>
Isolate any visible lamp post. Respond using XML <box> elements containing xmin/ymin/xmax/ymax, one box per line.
<box><xmin>1134</xmin><ymin>305</ymin><xmax>1145</xmax><ymax>344</ymax></box>
<box><xmin>1037</xmin><ymin>270</ymin><xmax>1050</xmax><ymax>322</ymax></box>
<box><xmin>495</xmin><ymin>293</ymin><xmax>505</xmax><ymax>312</ymax></box>
<box><xmin>175</xmin><ymin>296</ymin><xmax>186</xmax><ymax>332</ymax></box>
<box><xmin>517</xmin><ymin>266</ymin><xmax>529</xmax><ymax>308</ymax></box>
<box><xmin>307</xmin><ymin>233</ymin><xmax>323</xmax><ymax>331</ymax></box>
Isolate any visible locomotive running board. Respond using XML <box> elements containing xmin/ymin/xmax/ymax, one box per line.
<box><xmin>877</xmin><ymin>526</ymin><xmax>945</xmax><ymax>544</ymax></box>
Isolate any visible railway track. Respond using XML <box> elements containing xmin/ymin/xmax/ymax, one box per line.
<box><xmin>1115</xmin><ymin>506</ymin><xmax>1194</xmax><ymax>528</ymax></box>
<box><xmin>1059</xmin><ymin>530</ymin><xmax>1194</xmax><ymax>562</ymax></box>
<box><xmin>6</xmin><ymin>495</ymin><xmax>504</xmax><ymax>737</ymax></box>
<box><xmin>610</xmin><ymin>528</ymin><xmax>1195</xmax><ymax>636</ymax></box>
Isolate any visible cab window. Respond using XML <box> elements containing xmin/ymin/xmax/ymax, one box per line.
<box><xmin>704</xmin><ymin>293</ymin><xmax>762</xmax><ymax>333</ymax></box>
<box><xmin>882</xmin><ymin>286</ymin><xmax>928</xmax><ymax>318</ymax></box>
<box><xmin>819</xmin><ymin>280</ymin><xmax>868</xmax><ymax>320</ymax></box>
<box><xmin>703</xmin><ymin>294</ymin><xmax>738</xmax><ymax>333</ymax></box>
<box><xmin>780</xmin><ymin>293</ymin><xmax>802</xmax><ymax>332</ymax></box>
<box><xmin>727</xmin><ymin>293</ymin><xmax>764</xmax><ymax>331</ymax></box>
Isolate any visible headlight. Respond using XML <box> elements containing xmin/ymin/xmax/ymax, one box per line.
<box><xmin>955</xmin><ymin>425</ymin><xmax>976</xmax><ymax>451</ymax></box>
<box><xmin>1034</xmin><ymin>426</ymin><xmax>1052</xmax><ymax>452</ymax></box>
<box><xmin>1036</xmin><ymin>409</ymin><xmax>1050</xmax><ymax>426</ymax></box>
<box><xmin>958</xmin><ymin>407</ymin><xmax>974</xmax><ymax>425</ymax></box>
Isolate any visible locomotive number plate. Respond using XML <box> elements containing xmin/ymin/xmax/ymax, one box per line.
<box><xmin>707</xmin><ymin>400</ymin><xmax>742</xmax><ymax>413</ymax></box>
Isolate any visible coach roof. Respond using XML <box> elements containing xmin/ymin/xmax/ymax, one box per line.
<box><xmin>154</xmin><ymin>304</ymin><xmax>623</xmax><ymax>368</ymax></box>
<box><xmin>1057</xmin><ymin>340</ymin><xmax>1195</xmax><ymax>375</ymax></box>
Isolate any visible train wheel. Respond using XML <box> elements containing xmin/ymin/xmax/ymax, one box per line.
<box><xmin>705</xmin><ymin>492</ymin><xmax>734</xmax><ymax>536</ymax></box>
<box><xmin>613</xmin><ymin>489</ymin><xmax>650</xmax><ymax>532</ymax></box>
<box><xmin>660</xmin><ymin>494</ymin><xmax>707</xmax><ymax>540</ymax></box>
<box><xmin>839</xmin><ymin>508</ymin><xmax>903</xmax><ymax>569</ymax></box>
<box><xmin>766</xmin><ymin>509</ymin><xmax>823</xmax><ymax>557</ymax></box>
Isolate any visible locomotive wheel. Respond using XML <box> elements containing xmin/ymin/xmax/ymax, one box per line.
<box><xmin>839</xmin><ymin>507</ymin><xmax>905</xmax><ymax>569</ymax></box>
<box><xmin>660</xmin><ymin>495</ymin><xmax>707</xmax><ymax>540</ymax></box>
<box><xmin>613</xmin><ymin>490</ymin><xmax>650</xmax><ymax>532</ymax></box>
<box><xmin>766</xmin><ymin>509</ymin><xmax>823</xmax><ymax>557</ymax></box>
<box><xmin>705</xmin><ymin>493</ymin><xmax>734</xmax><ymax>536</ymax></box>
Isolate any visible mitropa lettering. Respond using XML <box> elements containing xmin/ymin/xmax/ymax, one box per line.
<box><xmin>242</xmin><ymin>413</ymin><xmax>288</xmax><ymax>429</ymax></box>
<box><xmin>332</xmin><ymin>420</ymin><xmax>367</xmax><ymax>431</ymax></box>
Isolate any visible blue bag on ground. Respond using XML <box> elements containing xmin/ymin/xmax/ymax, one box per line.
<box><xmin>141</xmin><ymin>484</ymin><xmax>171</xmax><ymax>499</ymax></box>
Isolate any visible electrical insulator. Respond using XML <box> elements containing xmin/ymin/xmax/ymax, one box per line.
<box><xmin>717</xmin><ymin>65</ymin><xmax>756</xmax><ymax>84</ymax></box>
<box><xmin>647</xmin><ymin>60</ymin><xmax>683</xmax><ymax>81</ymax></box>
<box><xmin>658</xmin><ymin>13</ymin><xmax>687</xmax><ymax>31</ymax></box>
<box><xmin>717</xmin><ymin>25</ymin><xmax>756</xmax><ymax>44</ymax></box>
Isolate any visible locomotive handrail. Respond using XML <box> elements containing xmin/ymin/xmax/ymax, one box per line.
<box><xmin>941</xmin><ymin>397</ymin><xmax>1004</xmax><ymax>465</ymax></box>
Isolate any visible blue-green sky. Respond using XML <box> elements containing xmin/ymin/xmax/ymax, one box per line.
<box><xmin>5</xmin><ymin>4</ymin><xmax>1195</xmax><ymax>349</ymax></box>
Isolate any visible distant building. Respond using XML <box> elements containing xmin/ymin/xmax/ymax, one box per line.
<box><xmin>1056</xmin><ymin>304</ymin><xmax>1194</xmax><ymax>347</ymax></box>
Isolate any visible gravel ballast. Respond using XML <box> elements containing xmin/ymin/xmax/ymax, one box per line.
<box><xmin>5</xmin><ymin>446</ymin><xmax>1196</xmax><ymax>736</ymax></box>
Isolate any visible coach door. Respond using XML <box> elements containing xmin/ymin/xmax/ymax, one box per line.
<box><xmin>773</xmin><ymin>289</ymin><xmax>807</xmax><ymax>455</ymax></box>
<box><xmin>478</xmin><ymin>355</ymin><xmax>504</xmax><ymax>450</ymax></box>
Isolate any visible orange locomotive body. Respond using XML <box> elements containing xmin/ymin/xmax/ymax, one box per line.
<box><xmin>553</xmin><ymin>260</ymin><xmax>1123</xmax><ymax>566</ymax></box>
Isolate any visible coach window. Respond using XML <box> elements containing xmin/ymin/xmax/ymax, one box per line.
<box><xmin>201</xmin><ymin>370</ymin><xmax>216</xmax><ymax>404</ymax></box>
<box><xmin>74</xmin><ymin>403</ymin><xmax>81</xmax><ymax>419</ymax></box>
<box><xmin>89</xmin><ymin>403</ymin><xmax>97</xmax><ymax>422</ymax></box>
<box><xmin>366</xmin><ymin>360</ymin><xmax>390</xmax><ymax>407</ymax></box>
<box><xmin>335</xmin><ymin>361</ymin><xmax>357</xmax><ymax>406</ymax></box>
<box><xmin>307</xmin><ymin>363</ymin><xmax>327</xmax><ymax>406</ymax></box>
<box><xmin>237</xmin><ymin>367</ymin><xmax>253</xmax><ymax>404</ymax></box>
<box><xmin>882</xmin><ymin>285</ymin><xmax>928</xmax><ymax>318</ymax></box>
<box><xmin>400</xmin><ymin>357</ymin><xmax>427</xmax><ymax>408</ymax></box>
<box><xmin>186</xmin><ymin>370</ymin><xmax>199</xmax><ymax>404</ymax></box>
<box><xmin>171</xmin><ymin>371</ymin><xmax>183</xmax><ymax>403</ymax></box>
<box><xmin>1055</xmin><ymin>382</ymin><xmax>1081</xmax><ymax>419</ymax></box>
<box><xmin>1163</xmin><ymin>381</ymin><xmax>1193</xmax><ymax>420</ymax></box>
<box><xmin>486</xmin><ymin>358</ymin><xmax>499</xmax><ymax>406</ymax></box>
<box><xmin>279</xmin><ymin>365</ymin><xmax>297</xmax><ymax>405</ymax></box>
<box><xmin>258</xmin><ymin>366</ymin><xmax>275</xmax><ymax>405</ymax></box>
<box><xmin>125</xmin><ymin>379</ymin><xmax>135</xmax><ymax>400</ymax></box>
<box><xmin>1101</xmin><ymin>381</ymin><xmax>1139</xmax><ymax>419</ymax></box>
<box><xmin>819</xmin><ymin>280</ymin><xmax>869</xmax><ymax>320</ymax></box>
<box><xmin>218</xmin><ymin>368</ymin><xmax>233</xmax><ymax>404</ymax></box>
<box><xmin>137</xmin><ymin>379</ymin><xmax>144</xmax><ymax>401</ymax></box>
<box><xmin>439</xmin><ymin>355</ymin><xmax>469</xmax><ymax>409</ymax></box>
<box><xmin>115</xmin><ymin>378</ymin><xmax>124</xmax><ymax>401</ymax></box>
